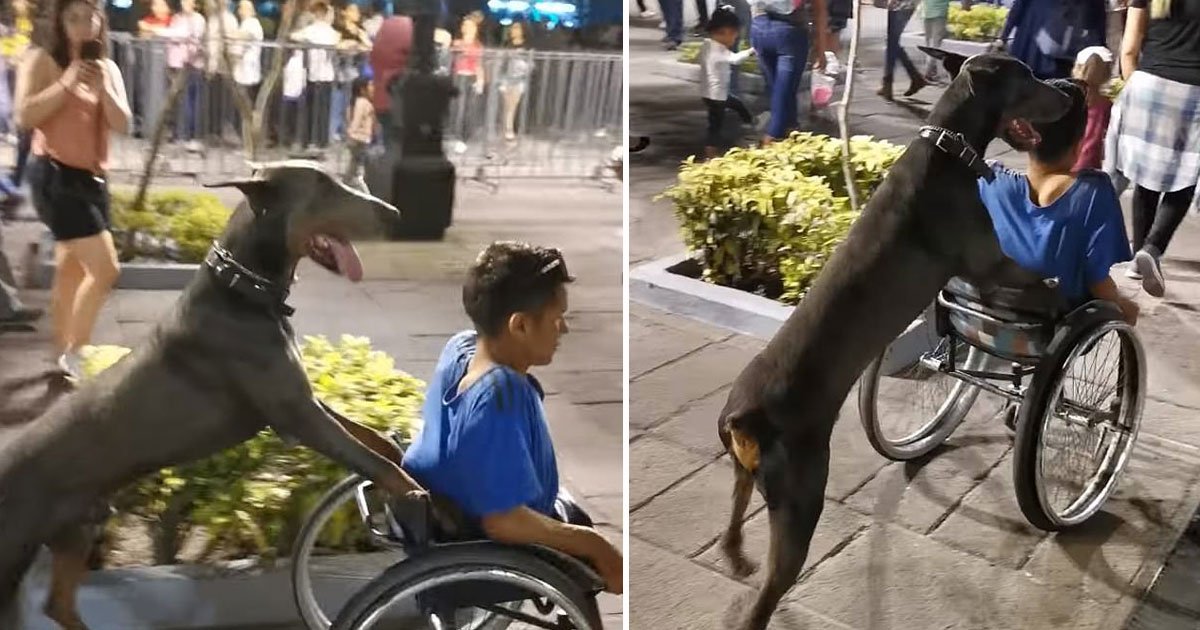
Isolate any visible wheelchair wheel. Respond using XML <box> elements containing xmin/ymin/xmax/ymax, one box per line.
<box><xmin>1013</xmin><ymin>318</ymin><xmax>1145</xmax><ymax>530</ymax></box>
<box><xmin>293</xmin><ymin>475</ymin><xmax>407</xmax><ymax>629</ymax></box>
<box><xmin>331</xmin><ymin>545</ymin><xmax>604</xmax><ymax>630</ymax></box>
<box><xmin>859</xmin><ymin>337</ymin><xmax>987</xmax><ymax>461</ymax></box>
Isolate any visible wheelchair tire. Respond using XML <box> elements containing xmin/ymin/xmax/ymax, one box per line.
<box><xmin>1013</xmin><ymin>309</ymin><xmax>1145</xmax><ymax>531</ymax></box>
<box><xmin>331</xmin><ymin>545</ymin><xmax>604</xmax><ymax>630</ymax></box>
<box><xmin>858</xmin><ymin>339</ymin><xmax>986</xmax><ymax>461</ymax></box>
<box><xmin>293</xmin><ymin>475</ymin><xmax>407</xmax><ymax>630</ymax></box>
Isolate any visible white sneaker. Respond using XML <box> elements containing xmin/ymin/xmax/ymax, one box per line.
<box><xmin>642</xmin><ymin>10</ymin><xmax>659</xmax><ymax>18</ymax></box>
<box><xmin>453</xmin><ymin>141</ymin><xmax>468</xmax><ymax>154</ymax></box>
<box><xmin>824</xmin><ymin>52</ymin><xmax>842</xmax><ymax>76</ymax></box>
<box><xmin>57</xmin><ymin>350</ymin><xmax>84</xmax><ymax>382</ymax></box>
<box><xmin>1134</xmin><ymin>249</ymin><xmax>1165</xmax><ymax>297</ymax></box>
<box><xmin>1124</xmin><ymin>264</ymin><xmax>1142</xmax><ymax>280</ymax></box>
<box><xmin>184</xmin><ymin>140</ymin><xmax>204</xmax><ymax>153</ymax></box>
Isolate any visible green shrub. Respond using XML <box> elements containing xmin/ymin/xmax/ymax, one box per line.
<box><xmin>110</xmin><ymin>190</ymin><xmax>233</xmax><ymax>264</ymax></box>
<box><xmin>677</xmin><ymin>40</ymin><xmax>760</xmax><ymax>74</ymax></box>
<box><xmin>947</xmin><ymin>2</ymin><xmax>1008</xmax><ymax>42</ymax></box>
<box><xmin>80</xmin><ymin>335</ymin><xmax>425</xmax><ymax>564</ymax></box>
<box><xmin>659</xmin><ymin>132</ymin><xmax>904</xmax><ymax>304</ymax></box>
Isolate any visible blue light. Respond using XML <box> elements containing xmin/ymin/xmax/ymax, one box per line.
<box><xmin>500</xmin><ymin>17</ymin><xmax>513</xmax><ymax>24</ymax></box>
<box><xmin>533</xmin><ymin>1</ymin><xmax>576</xmax><ymax>15</ymax></box>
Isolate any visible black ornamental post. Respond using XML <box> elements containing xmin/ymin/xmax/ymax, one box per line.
<box><xmin>384</xmin><ymin>0</ymin><xmax>457</xmax><ymax>240</ymax></box>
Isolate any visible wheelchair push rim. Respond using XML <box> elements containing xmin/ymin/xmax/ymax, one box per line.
<box><xmin>859</xmin><ymin>336</ymin><xmax>986</xmax><ymax>461</ymax></box>
<box><xmin>1019</xmin><ymin>321</ymin><xmax>1145</xmax><ymax>529</ymax></box>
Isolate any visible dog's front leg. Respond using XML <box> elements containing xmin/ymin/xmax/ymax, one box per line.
<box><xmin>280</xmin><ymin>398</ymin><xmax>424</xmax><ymax>499</ymax></box>
<box><xmin>738</xmin><ymin>442</ymin><xmax>830</xmax><ymax>630</ymax></box>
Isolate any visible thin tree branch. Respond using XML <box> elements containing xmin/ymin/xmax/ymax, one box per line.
<box><xmin>837</xmin><ymin>0</ymin><xmax>864</xmax><ymax>212</ymax></box>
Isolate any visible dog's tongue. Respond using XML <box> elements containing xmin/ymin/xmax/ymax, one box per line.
<box><xmin>1007</xmin><ymin>118</ymin><xmax>1042</xmax><ymax>148</ymax></box>
<box><xmin>327</xmin><ymin>236</ymin><xmax>364</xmax><ymax>283</ymax></box>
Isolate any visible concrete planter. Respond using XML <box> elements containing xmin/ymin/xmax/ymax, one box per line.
<box><xmin>18</xmin><ymin>549</ymin><xmax>409</xmax><ymax>629</ymax></box>
<box><xmin>900</xmin><ymin>32</ymin><xmax>992</xmax><ymax>59</ymax></box>
<box><xmin>630</xmin><ymin>253</ymin><xmax>937</xmax><ymax>375</ymax></box>
<box><xmin>31</xmin><ymin>230</ymin><xmax>200</xmax><ymax>291</ymax></box>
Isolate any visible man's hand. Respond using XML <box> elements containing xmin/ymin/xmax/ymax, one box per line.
<box><xmin>591</xmin><ymin>537</ymin><xmax>623</xmax><ymax>594</ymax></box>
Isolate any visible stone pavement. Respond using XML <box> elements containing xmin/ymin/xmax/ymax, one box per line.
<box><xmin>0</xmin><ymin>178</ymin><xmax>623</xmax><ymax>629</ymax></box>
<box><xmin>629</xmin><ymin>7</ymin><xmax>1200</xmax><ymax>629</ymax></box>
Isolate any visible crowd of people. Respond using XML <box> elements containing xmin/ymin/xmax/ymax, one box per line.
<box><xmin>0</xmin><ymin>0</ymin><xmax>550</xmax><ymax>376</ymax></box>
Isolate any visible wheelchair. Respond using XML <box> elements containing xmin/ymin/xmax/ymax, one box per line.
<box><xmin>858</xmin><ymin>276</ymin><xmax>1146</xmax><ymax>531</ymax></box>
<box><xmin>292</xmin><ymin>472</ymin><xmax>605</xmax><ymax>630</ymax></box>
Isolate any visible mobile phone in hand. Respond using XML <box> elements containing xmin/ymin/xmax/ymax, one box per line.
<box><xmin>80</xmin><ymin>40</ymin><xmax>103</xmax><ymax>61</ymax></box>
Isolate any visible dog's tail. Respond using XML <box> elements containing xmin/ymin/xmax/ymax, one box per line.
<box><xmin>719</xmin><ymin>409</ymin><xmax>764</xmax><ymax>578</ymax></box>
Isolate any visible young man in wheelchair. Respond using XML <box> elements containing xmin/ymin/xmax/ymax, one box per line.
<box><xmin>400</xmin><ymin>241</ymin><xmax>624</xmax><ymax>595</ymax></box>
<box><xmin>977</xmin><ymin>78</ymin><xmax>1141</xmax><ymax>327</ymax></box>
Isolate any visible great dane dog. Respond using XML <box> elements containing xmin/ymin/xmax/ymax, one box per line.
<box><xmin>0</xmin><ymin>162</ymin><xmax>429</xmax><ymax>630</ymax></box>
<box><xmin>716</xmin><ymin>50</ymin><xmax>1073</xmax><ymax>630</ymax></box>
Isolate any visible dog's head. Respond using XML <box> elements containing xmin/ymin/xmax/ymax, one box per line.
<box><xmin>204</xmin><ymin>161</ymin><xmax>400</xmax><ymax>283</ymax></box>
<box><xmin>920</xmin><ymin>47</ymin><xmax>1072</xmax><ymax>151</ymax></box>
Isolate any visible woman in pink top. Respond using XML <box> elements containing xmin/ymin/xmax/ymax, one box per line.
<box><xmin>14</xmin><ymin>0</ymin><xmax>130</xmax><ymax>383</ymax></box>
<box><xmin>450</xmin><ymin>12</ymin><xmax>485</xmax><ymax>154</ymax></box>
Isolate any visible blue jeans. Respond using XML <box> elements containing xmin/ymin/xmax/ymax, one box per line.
<box><xmin>173</xmin><ymin>68</ymin><xmax>204</xmax><ymax>141</ymax></box>
<box><xmin>751</xmin><ymin>15</ymin><xmax>808</xmax><ymax>140</ymax></box>
<box><xmin>660</xmin><ymin>0</ymin><xmax>684</xmax><ymax>44</ymax></box>
<box><xmin>330</xmin><ymin>84</ymin><xmax>349</xmax><ymax>141</ymax></box>
<box><xmin>884</xmin><ymin>9</ymin><xmax>919</xmax><ymax>84</ymax></box>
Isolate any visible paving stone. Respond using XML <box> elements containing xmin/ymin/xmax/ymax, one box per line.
<box><xmin>630</xmin><ymin>340</ymin><xmax>758</xmax><ymax>431</ymax></box>
<box><xmin>630</xmin><ymin>434</ymin><xmax>715</xmax><ymax>509</ymax></box>
<box><xmin>844</xmin><ymin>398</ymin><xmax>1012</xmax><ymax>534</ymax></box>
<box><xmin>789</xmin><ymin>521</ymin><xmax>1125</xmax><ymax>630</ymax></box>
<box><xmin>1022</xmin><ymin>442</ymin><xmax>1200</xmax><ymax>605</ymax></box>
<box><xmin>696</xmin><ymin>499</ymin><xmax>869</xmax><ymax>586</ymax></box>
<box><xmin>928</xmin><ymin>452</ymin><xmax>1047</xmax><ymax>568</ymax></box>
<box><xmin>630</xmin><ymin>536</ymin><xmax>752</xmax><ymax>630</ymax></box>
<box><xmin>1141</xmin><ymin>397</ymin><xmax>1200</xmax><ymax>451</ymax></box>
<box><xmin>631</xmin><ymin>306</ymin><xmax>729</xmax><ymax>378</ymax></box>
<box><xmin>632</xmin><ymin>458</ymin><xmax>763</xmax><ymax>557</ymax></box>
<box><xmin>826</xmin><ymin>396</ymin><xmax>891</xmax><ymax>501</ymax></box>
<box><xmin>652</xmin><ymin>386</ymin><xmax>731</xmax><ymax>458</ymax></box>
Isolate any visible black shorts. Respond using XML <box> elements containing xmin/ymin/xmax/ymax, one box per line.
<box><xmin>28</xmin><ymin>156</ymin><xmax>111</xmax><ymax>242</ymax></box>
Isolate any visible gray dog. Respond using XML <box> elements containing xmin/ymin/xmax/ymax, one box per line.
<box><xmin>0</xmin><ymin>162</ymin><xmax>429</xmax><ymax>630</ymax></box>
<box><xmin>715</xmin><ymin>50</ymin><xmax>1074</xmax><ymax>630</ymax></box>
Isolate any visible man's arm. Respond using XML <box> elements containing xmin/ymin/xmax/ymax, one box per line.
<box><xmin>482</xmin><ymin>506</ymin><xmax>624</xmax><ymax>595</ymax></box>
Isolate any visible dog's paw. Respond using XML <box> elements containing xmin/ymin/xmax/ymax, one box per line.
<box><xmin>728</xmin><ymin>552</ymin><xmax>760</xmax><ymax>578</ymax></box>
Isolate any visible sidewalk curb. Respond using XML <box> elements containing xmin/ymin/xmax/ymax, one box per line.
<box><xmin>30</xmin><ymin>231</ymin><xmax>199</xmax><ymax>291</ymax></box>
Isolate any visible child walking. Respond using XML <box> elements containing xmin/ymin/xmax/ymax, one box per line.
<box><xmin>700</xmin><ymin>6</ymin><xmax>755</xmax><ymax>159</ymax></box>
<box><xmin>345</xmin><ymin>77</ymin><xmax>375</xmax><ymax>187</ymax></box>
<box><xmin>1071</xmin><ymin>46</ymin><xmax>1115</xmax><ymax>173</ymax></box>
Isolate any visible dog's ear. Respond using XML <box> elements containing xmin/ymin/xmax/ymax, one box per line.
<box><xmin>722</xmin><ymin>411</ymin><xmax>763</xmax><ymax>473</ymax></box>
<box><xmin>202</xmin><ymin>177</ymin><xmax>274</xmax><ymax>216</ymax></box>
<box><xmin>918</xmin><ymin>46</ymin><xmax>968</xmax><ymax>78</ymax></box>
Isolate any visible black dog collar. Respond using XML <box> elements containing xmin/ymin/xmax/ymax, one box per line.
<box><xmin>204</xmin><ymin>242</ymin><xmax>296</xmax><ymax>317</ymax></box>
<box><xmin>918</xmin><ymin>125</ymin><xmax>995</xmax><ymax>182</ymax></box>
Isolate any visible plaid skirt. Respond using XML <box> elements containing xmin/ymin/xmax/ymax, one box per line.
<box><xmin>1104</xmin><ymin>70</ymin><xmax>1200</xmax><ymax>215</ymax></box>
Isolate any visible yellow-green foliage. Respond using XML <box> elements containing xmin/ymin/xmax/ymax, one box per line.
<box><xmin>948</xmin><ymin>2</ymin><xmax>1008</xmax><ymax>42</ymax></box>
<box><xmin>659</xmin><ymin>132</ymin><xmax>904</xmax><ymax>304</ymax></box>
<box><xmin>110</xmin><ymin>190</ymin><xmax>233</xmax><ymax>264</ymax></box>
<box><xmin>80</xmin><ymin>335</ymin><xmax>425</xmax><ymax>563</ymax></box>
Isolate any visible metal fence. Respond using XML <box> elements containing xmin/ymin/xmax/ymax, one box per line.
<box><xmin>92</xmin><ymin>33</ymin><xmax>622</xmax><ymax>183</ymax></box>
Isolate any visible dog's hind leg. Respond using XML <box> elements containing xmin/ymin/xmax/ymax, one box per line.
<box><xmin>43</xmin><ymin>523</ymin><xmax>94</xmax><ymax>630</ymax></box>
<box><xmin>721</xmin><ymin>462</ymin><xmax>758</xmax><ymax>578</ymax></box>
<box><xmin>737</xmin><ymin>442</ymin><xmax>830</xmax><ymax>630</ymax></box>
<box><xmin>0</xmin><ymin>546</ymin><xmax>38</xmax><ymax>630</ymax></box>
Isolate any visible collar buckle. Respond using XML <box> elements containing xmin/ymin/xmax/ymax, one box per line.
<box><xmin>204</xmin><ymin>242</ymin><xmax>295</xmax><ymax>318</ymax></box>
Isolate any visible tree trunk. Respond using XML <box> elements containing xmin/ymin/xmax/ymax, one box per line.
<box><xmin>131</xmin><ymin>68</ymin><xmax>189</xmax><ymax>213</ymax></box>
<box><xmin>837</xmin><ymin>0</ymin><xmax>864</xmax><ymax>212</ymax></box>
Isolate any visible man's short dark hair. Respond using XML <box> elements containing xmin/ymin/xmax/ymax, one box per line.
<box><xmin>463</xmin><ymin>242</ymin><xmax>574</xmax><ymax>337</ymax></box>
<box><xmin>1031</xmin><ymin>79</ymin><xmax>1088</xmax><ymax>165</ymax></box>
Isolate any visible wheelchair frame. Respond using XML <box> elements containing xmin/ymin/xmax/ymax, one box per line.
<box><xmin>292</xmin><ymin>473</ymin><xmax>605</xmax><ymax>630</ymax></box>
<box><xmin>859</xmin><ymin>279</ymin><xmax>1146</xmax><ymax>532</ymax></box>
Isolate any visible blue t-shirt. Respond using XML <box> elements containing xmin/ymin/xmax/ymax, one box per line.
<box><xmin>402</xmin><ymin>331</ymin><xmax>560</xmax><ymax>520</ymax></box>
<box><xmin>977</xmin><ymin>163</ymin><xmax>1132</xmax><ymax>304</ymax></box>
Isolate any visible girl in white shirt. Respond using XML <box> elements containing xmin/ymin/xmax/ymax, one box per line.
<box><xmin>700</xmin><ymin>6</ymin><xmax>755</xmax><ymax>158</ymax></box>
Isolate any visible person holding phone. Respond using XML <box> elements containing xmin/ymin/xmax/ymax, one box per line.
<box><xmin>14</xmin><ymin>0</ymin><xmax>131</xmax><ymax>382</ymax></box>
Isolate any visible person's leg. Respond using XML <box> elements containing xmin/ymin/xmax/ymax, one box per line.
<box><xmin>725</xmin><ymin>94</ymin><xmax>753</xmax><ymax>124</ymax></box>
<box><xmin>693</xmin><ymin>0</ymin><xmax>709</xmax><ymax>32</ymax></box>
<box><xmin>501</xmin><ymin>85</ymin><xmax>522</xmax><ymax>139</ymax></box>
<box><xmin>1130</xmin><ymin>184</ymin><xmax>1159</xmax><ymax>253</ymax></box>
<box><xmin>318</xmin><ymin>82</ymin><xmax>333</xmax><ymax>148</ymax></box>
<box><xmin>61</xmin><ymin>232</ymin><xmax>120</xmax><ymax>352</ymax></box>
<box><xmin>765</xmin><ymin>22</ymin><xmax>807</xmax><ymax>140</ymax></box>
<box><xmin>924</xmin><ymin>17</ymin><xmax>946</xmax><ymax>79</ymax></box>
<box><xmin>329</xmin><ymin>82</ymin><xmax>346</xmax><ymax>143</ymax></box>
<box><xmin>0</xmin><ymin>226</ymin><xmax>37</xmax><ymax>322</ymax></box>
<box><xmin>51</xmin><ymin>247</ymin><xmax>86</xmax><ymax>354</ymax></box>
<box><xmin>883</xmin><ymin>10</ymin><xmax>902</xmax><ymax>87</ymax></box>
<box><xmin>661</xmin><ymin>0</ymin><xmax>684</xmax><ymax>45</ymax></box>
<box><xmin>1144</xmin><ymin>186</ymin><xmax>1194</xmax><ymax>257</ymax></box>
<box><xmin>704</xmin><ymin>98</ymin><xmax>725</xmax><ymax>158</ymax></box>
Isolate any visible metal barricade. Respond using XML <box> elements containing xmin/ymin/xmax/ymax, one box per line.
<box><xmin>90</xmin><ymin>33</ymin><xmax>623</xmax><ymax>184</ymax></box>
